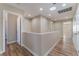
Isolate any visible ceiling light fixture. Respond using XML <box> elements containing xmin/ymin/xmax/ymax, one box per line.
<box><xmin>62</xmin><ymin>3</ymin><xmax>66</xmax><ymax>7</ymax></box>
<box><xmin>50</xmin><ymin>22</ymin><xmax>53</xmax><ymax>23</ymax></box>
<box><xmin>50</xmin><ymin>7</ymin><xmax>56</xmax><ymax>11</ymax></box>
<box><xmin>48</xmin><ymin>14</ymin><xmax>51</xmax><ymax>16</ymax></box>
<box><xmin>40</xmin><ymin>8</ymin><xmax>43</xmax><ymax>11</ymax></box>
<box><xmin>28</xmin><ymin>14</ymin><xmax>31</xmax><ymax>17</ymax></box>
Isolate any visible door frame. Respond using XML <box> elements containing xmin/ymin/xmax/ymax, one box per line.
<box><xmin>3</xmin><ymin>10</ymin><xmax>22</xmax><ymax>52</ymax></box>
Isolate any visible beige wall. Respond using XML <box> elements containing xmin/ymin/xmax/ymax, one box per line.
<box><xmin>21</xmin><ymin>18</ymin><xmax>31</xmax><ymax>32</ymax></box>
<box><xmin>31</xmin><ymin>16</ymin><xmax>50</xmax><ymax>33</ymax></box>
<box><xmin>48</xmin><ymin>20</ymin><xmax>54</xmax><ymax>32</ymax></box>
<box><xmin>0</xmin><ymin>9</ymin><xmax>3</xmax><ymax>53</ymax></box>
<box><xmin>40</xmin><ymin>16</ymin><xmax>48</xmax><ymax>32</ymax></box>
<box><xmin>54</xmin><ymin>21</ymin><xmax>63</xmax><ymax>38</ymax></box>
<box><xmin>32</xmin><ymin>17</ymin><xmax>41</xmax><ymax>33</ymax></box>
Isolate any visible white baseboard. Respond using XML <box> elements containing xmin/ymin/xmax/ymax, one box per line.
<box><xmin>7</xmin><ymin>41</ymin><xmax>16</xmax><ymax>44</ymax></box>
<box><xmin>44</xmin><ymin>39</ymin><xmax>62</xmax><ymax>56</ymax></box>
<box><xmin>21</xmin><ymin>44</ymin><xmax>38</xmax><ymax>56</ymax></box>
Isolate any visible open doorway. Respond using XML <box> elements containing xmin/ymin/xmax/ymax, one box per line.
<box><xmin>62</xmin><ymin>21</ymin><xmax>73</xmax><ymax>47</ymax></box>
<box><xmin>3</xmin><ymin>10</ymin><xmax>22</xmax><ymax>53</ymax></box>
<box><xmin>6</xmin><ymin>13</ymin><xmax>18</xmax><ymax>44</ymax></box>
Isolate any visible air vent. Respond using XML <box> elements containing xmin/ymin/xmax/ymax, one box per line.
<box><xmin>58</xmin><ymin>7</ymin><xmax>72</xmax><ymax>14</ymax></box>
<box><xmin>52</xmin><ymin>3</ymin><xmax>56</xmax><ymax>5</ymax></box>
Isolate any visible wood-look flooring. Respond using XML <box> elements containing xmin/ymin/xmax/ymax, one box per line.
<box><xmin>48</xmin><ymin>39</ymin><xmax>77</xmax><ymax>56</ymax></box>
<box><xmin>2</xmin><ymin>38</ymin><xmax>77</xmax><ymax>56</ymax></box>
<box><xmin>3</xmin><ymin>43</ymin><xmax>33</xmax><ymax>56</ymax></box>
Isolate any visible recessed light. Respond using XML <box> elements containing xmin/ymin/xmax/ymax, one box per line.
<box><xmin>28</xmin><ymin>14</ymin><xmax>31</xmax><ymax>17</ymax></box>
<box><xmin>66</xmin><ymin>16</ymin><xmax>68</xmax><ymax>18</ymax></box>
<box><xmin>50</xmin><ymin>22</ymin><xmax>53</xmax><ymax>23</ymax></box>
<box><xmin>50</xmin><ymin>7</ymin><xmax>56</xmax><ymax>11</ymax></box>
<box><xmin>54</xmin><ymin>19</ymin><xmax>56</xmax><ymax>21</ymax></box>
<box><xmin>40</xmin><ymin>8</ymin><xmax>43</xmax><ymax>11</ymax></box>
<box><xmin>62</xmin><ymin>3</ymin><xmax>66</xmax><ymax>7</ymax></box>
<box><xmin>48</xmin><ymin>14</ymin><xmax>51</xmax><ymax>16</ymax></box>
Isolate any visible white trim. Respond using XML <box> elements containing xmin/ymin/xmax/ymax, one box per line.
<box><xmin>17</xmin><ymin>16</ymin><xmax>21</xmax><ymax>45</ymax></box>
<box><xmin>20</xmin><ymin>16</ymin><xmax>23</xmax><ymax>46</ymax></box>
<box><xmin>6</xmin><ymin>11</ymin><xmax>22</xmax><ymax>45</ymax></box>
<box><xmin>44</xmin><ymin>39</ymin><xmax>62</xmax><ymax>56</ymax></box>
<box><xmin>5</xmin><ymin>10</ymin><xmax>22</xmax><ymax>44</ymax></box>
<box><xmin>22</xmin><ymin>31</ymin><xmax>59</xmax><ymax>35</ymax></box>
<box><xmin>6</xmin><ymin>10</ymin><xmax>22</xmax><ymax>16</ymax></box>
<box><xmin>21</xmin><ymin>44</ymin><xmax>38</xmax><ymax>56</ymax></box>
<box><xmin>3</xmin><ymin>10</ymin><xmax>6</xmax><ymax>53</ymax></box>
<box><xmin>7</xmin><ymin>41</ymin><xmax>16</xmax><ymax>44</ymax></box>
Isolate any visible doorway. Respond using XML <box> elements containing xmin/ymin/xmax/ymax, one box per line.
<box><xmin>62</xmin><ymin>21</ymin><xmax>73</xmax><ymax>49</ymax></box>
<box><xmin>3</xmin><ymin>10</ymin><xmax>22</xmax><ymax>52</ymax></box>
<box><xmin>6</xmin><ymin>13</ymin><xmax>18</xmax><ymax>44</ymax></box>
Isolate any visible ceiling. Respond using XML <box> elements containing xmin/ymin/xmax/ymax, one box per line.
<box><xmin>7</xmin><ymin>3</ymin><xmax>77</xmax><ymax>21</ymax></box>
